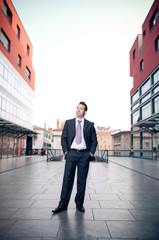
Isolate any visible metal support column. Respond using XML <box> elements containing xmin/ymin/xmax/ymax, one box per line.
<box><xmin>140</xmin><ymin>130</ymin><xmax>143</xmax><ymax>158</ymax></box>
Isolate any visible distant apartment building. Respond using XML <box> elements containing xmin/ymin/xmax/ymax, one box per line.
<box><xmin>96</xmin><ymin>127</ymin><xmax>118</xmax><ymax>150</ymax></box>
<box><xmin>112</xmin><ymin>130</ymin><xmax>131</xmax><ymax>150</ymax></box>
<box><xmin>53</xmin><ymin>119</ymin><xmax>64</xmax><ymax>149</ymax></box>
<box><xmin>130</xmin><ymin>0</ymin><xmax>159</xmax><ymax>158</ymax></box>
<box><xmin>33</xmin><ymin>124</ymin><xmax>53</xmax><ymax>152</ymax></box>
<box><xmin>0</xmin><ymin>0</ymin><xmax>36</xmax><ymax>158</ymax></box>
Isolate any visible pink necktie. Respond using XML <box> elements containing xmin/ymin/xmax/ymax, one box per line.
<box><xmin>75</xmin><ymin>120</ymin><xmax>82</xmax><ymax>144</ymax></box>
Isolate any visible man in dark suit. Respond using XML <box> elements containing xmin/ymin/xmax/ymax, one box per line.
<box><xmin>52</xmin><ymin>102</ymin><xmax>97</xmax><ymax>213</ymax></box>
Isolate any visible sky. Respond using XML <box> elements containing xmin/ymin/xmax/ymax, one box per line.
<box><xmin>12</xmin><ymin>0</ymin><xmax>154</xmax><ymax>130</ymax></box>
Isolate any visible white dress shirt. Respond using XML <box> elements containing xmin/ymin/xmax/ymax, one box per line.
<box><xmin>70</xmin><ymin>118</ymin><xmax>87</xmax><ymax>150</ymax></box>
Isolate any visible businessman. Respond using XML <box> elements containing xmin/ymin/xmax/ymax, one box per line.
<box><xmin>52</xmin><ymin>102</ymin><xmax>97</xmax><ymax>213</ymax></box>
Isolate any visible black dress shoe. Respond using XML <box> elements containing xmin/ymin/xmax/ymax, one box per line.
<box><xmin>52</xmin><ymin>206</ymin><xmax>67</xmax><ymax>213</ymax></box>
<box><xmin>76</xmin><ymin>206</ymin><xmax>85</xmax><ymax>212</ymax></box>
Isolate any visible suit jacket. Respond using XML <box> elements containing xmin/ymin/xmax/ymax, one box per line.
<box><xmin>61</xmin><ymin>118</ymin><xmax>97</xmax><ymax>155</ymax></box>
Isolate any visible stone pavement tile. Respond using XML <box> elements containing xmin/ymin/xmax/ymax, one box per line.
<box><xmin>44</xmin><ymin>187</ymin><xmax>63</xmax><ymax>194</ymax></box>
<box><xmin>0</xmin><ymin>189</ymin><xmax>18</xmax><ymax>194</ymax></box>
<box><xmin>31</xmin><ymin>193</ymin><xmax>60</xmax><ymax>200</ymax></box>
<box><xmin>0</xmin><ymin>194</ymin><xmax>6</xmax><ymax>199</ymax></box>
<box><xmin>30</xmin><ymin>199</ymin><xmax>59</xmax><ymax>208</ymax></box>
<box><xmin>93</xmin><ymin>209</ymin><xmax>135</xmax><ymax>220</ymax></box>
<box><xmin>130</xmin><ymin>209</ymin><xmax>159</xmax><ymax>221</ymax></box>
<box><xmin>0</xmin><ymin>208</ymin><xmax>17</xmax><ymax>220</ymax></box>
<box><xmin>0</xmin><ymin>185</ymin><xmax>20</xmax><ymax>192</ymax></box>
<box><xmin>92</xmin><ymin>187</ymin><xmax>121</xmax><ymax>195</ymax></box>
<box><xmin>90</xmin><ymin>184</ymin><xmax>111</xmax><ymax>189</ymax></box>
<box><xmin>57</xmin><ymin>220</ymin><xmax>110</xmax><ymax>238</ymax></box>
<box><xmin>98</xmin><ymin>239</ymin><xmax>138</xmax><ymax>240</ymax></box>
<box><xmin>107</xmin><ymin>221</ymin><xmax>159</xmax><ymax>239</ymax></box>
<box><xmin>82</xmin><ymin>200</ymin><xmax>100</xmax><ymax>209</ymax></box>
<box><xmin>17</xmin><ymin>187</ymin><xmax>45</xmax><ymax>194</ymax></box>
<box><xmin>4</xmin><ymin>220</ymin><xmax>59</xmax><ymax>238</ymax></box>
<box><xmin>51</xmin><ymin>208</ymin><xmax>93</xmax><ymax>220</ymax></box>
<box><xmin>117</xmin><ymin>193</ymin><xmax>158</xmax><ymax>201</ymax></box>
<box><xmin>9</xmin><ymin>208</ymin><xmax>53</xmax><ymax>220</ymax></box>
<box><xmin>129</xmin><ymin>200</ymin><xmax>159</xmax><ymax>209</ymax></box>
<box><xmin>117</xmin><ymin>187</ymin><xmax>148</xmax><ymax>195</ymax></box>
<box><xmin>0</xmin><ymin>199</ymin><xmax>34</xmax><ymax>208</ymax></box>
<box><xmin>0</xmin><ymin>238</ymin><xmax>41</xmax><ymax>240</ymax></box>
<box><xmin>85</xmin><ymin>187</ymin><xmax>96</xmax><ymax>194</ymax></box>
<box><xmin>43</xmin><ymin>238</ymin><xmax>98</xmax><ymax>240</ymax></box>
<box><xmin>0</xmin><ymin>193</ymin><xmax>33</xmax><ymax>200</ymax></box>
<box><xmin>90</xmin><ymin>194</ymin><xmax>120</xmax><ymax>200</ymax></box>
<box><xmin>0</xmin><ymin>220</ymin><xmax>16</xmax><ymax>237</ymax></box>
<box><xmin>99</xmin><ymin>200</ymin><xmax>135</xmax><ymax>209</ymax></box>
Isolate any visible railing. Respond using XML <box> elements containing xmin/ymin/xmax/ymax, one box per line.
<box><xmin>95</xmin><ymin>150</ymin><xmax>108</xmax><ymax>162</ymax></box>
<box><xmin>1</xmin><ymin>147</ymin><xmax>158</xmax><ymax>161</ymax></box>
<box><xmin>47</xmin><ymin>149</ymin><xmax>159</xmax><ymax>162</ymax></box>
<box><xmin>47</xmin><ymin>149</ymin><xmax>63</xmax><ymax>161</ymax></box>
<box><xmin>47</xmin><ymin>149</ymin><xmax>109</xmax><ymax>162</ymax></box>
<box><xmin>108</xmin><ymin>150</ymin><xmax>131</xmax><ymax>157</ymax></box>
<box><xmin>107</xmin><ymin>149</ymin><xmax>159</xmax><ymax>160</ymax></box>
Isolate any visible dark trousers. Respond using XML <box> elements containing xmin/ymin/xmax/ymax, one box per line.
<box><xmin>59</xmin><ymin>149</ymin><xmax>90</xmax><ymax>208</ymax></box>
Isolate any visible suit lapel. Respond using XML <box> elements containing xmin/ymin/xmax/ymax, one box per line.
<box><xmin>83</xmin><ymin>119</ymin><xmax>89</xmax><ymax>139</ymax></box>
<box><xmin>71</xmin><ymin>118</ymin><xmax>76</xmax><ymax>138</ymax></box>
<box><xmin>73</xmin><ymin>118</ymin><xmax>76</xmax><ymax>135</ymax></box>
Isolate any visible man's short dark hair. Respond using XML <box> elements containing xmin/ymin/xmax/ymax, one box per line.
<box><xmin>79</xmin><ymin>101</ymin><xmax>88</xmax><ymax>111</ymax></box>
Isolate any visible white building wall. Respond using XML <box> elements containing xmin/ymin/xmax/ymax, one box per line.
<box><xmin>53</xmin><ymin>130</ymin><xmax>62</xmax><ymax>149</ymax></box>
<box><xmin>33</xmin><ymin>129</ymin><xmax>53</xmax><ymax>149</ymax></box>
<box><xmin>33</xmin><ymin>130</ymin><xmax>43</xmax><ymax>149</ymax></box>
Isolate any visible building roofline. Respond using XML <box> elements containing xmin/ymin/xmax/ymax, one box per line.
<box><xmin>11</xmin><ymin>0</ymin><xmax>33</xmax><ymax>47</ymax></box>
<box><xmin>142</xmin><ymin>0</ymin><xmax>156</xmax><ymax>27</ymax></box>
<box><xmin>111</xmin><ymin>130</ymin><xmax>131</xmax><ymax>136</ymax></box>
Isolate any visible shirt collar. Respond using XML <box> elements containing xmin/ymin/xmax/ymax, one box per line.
<box><xmin>76</xmin><ymin>117</ymin><xmax>84</xmax><ymax>124</ymax></box>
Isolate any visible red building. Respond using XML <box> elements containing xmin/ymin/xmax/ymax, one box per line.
<box><xmin>0</xmin><ymin>0</ymin><xmax>36</xmax><ymax>158</ymax></box>
<box><xmin>130</xmin><ymin>0</ymin><xmax>159</xmax><ymax>159</ymax></box>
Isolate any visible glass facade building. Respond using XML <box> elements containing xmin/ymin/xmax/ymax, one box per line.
<box><xmin>130</xmin><ymin>0</ymin><xmax>159</xmax><ymax>159</ymax></box>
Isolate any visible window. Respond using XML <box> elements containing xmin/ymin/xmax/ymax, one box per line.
<box><xmin>133</xmin><ymin>132</ymin><xmax>140</xmax><ymax>150</ymax></box>
<box><xmin>133</xmin><ymin>49</ymin><xmax>136</xmax><ymax>60</ymax></box>
<box><xmin>25</xmin><ymin>67</ymin><xmax>31</xmax><ymax>80</ymax></box>
<box><xmin>141</xmin><ymin>79</ymin><xmax>150</xmax><ymax>95</ymax></box>
<box><xmin>17</xmin><ymin>25</ymin><xmax>20</xmax><ymax>39</ymax></box>
<box><xmin>27</xmin><ymin>45</ymin><xmax>30</xmax><ymax>56</ymax></box>
<box><xmin>150</xmin><ymin>8</ymin><xmax>158</xmax><ymax>30</ymax></box>
<box><xmin>0</xmin><ymin>29</ymin><xmax>10</xmax><ymax>52</ymax></box>
<box><xmin>132</xmin><ymin>102</ymin><xmax>139</xmax><ymax>111</ymax></box>
<box><xmin>0</xmin><ymin>62</ymin><xmax>3</xmax><ymax>76</ymax></box>
<box><xmin>143</xmin><ymin>30</ymin><xmax>146</xmax><ymax>37</ymax></box>
<box><xmin>131</xmin><ymin>90</ymin><xmax>139</xmax><ymax>104</ymax></box>
<box><xmin>18</xmin><ymin>55</ymin><xmax>21</xmax><ymax>67</ymax></box>
<box><xmin>153</xmin><ymin>96</ymin><xmax>159</xmax><ymax>114</ymax></box>
<box><xmin>152</xmin><ymin>69</ymin><xmax>159</xmax><ymax>84</ymax></box>
<box><xmin>141</xmin><ymin>93</ymin><xmax>151</xmax><ymax>104</ymax></box>
<box><xmin>141</xmin><ymin>102</ymin><xmax>151</xmax><ymax>120</ymax></box>
<box><xmin>3</xmin><ymin>0</ymin><xmax>12</xmax><ymax>23</ymax></box>
<box><xmin>132</xmin><ymin>110</ymin><xmax>140</xmax><ymax>125</ymax></box>
<box><xmin>140</xmin><ymin>60</ymin><xmax>144</xmax><ymax>72</ymax></box>
<box><xmin>155</xmin><ymin>36</ymin><xmax>159</xmax><ymax>52</ymax></box>
<box><xmin>153</xmin><ymin>85</ymin><xmax>159</xmax><ymax>94</ymax></box>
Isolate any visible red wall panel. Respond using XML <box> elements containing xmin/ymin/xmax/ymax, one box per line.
<box><xmin>0</xmin><ymin>0</ymin><xmax>35</xmax><ymax>91</ymax></box>
<box><xmin>130</xmin><ymin>0</ymin><xmax>159</xmax><ymax>96</ymax></box>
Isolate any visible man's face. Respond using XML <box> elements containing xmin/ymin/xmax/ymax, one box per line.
<box><xmin>76</xmin><ymin>104</ymin><xmax>86</xmax><ymax>119</ymax></box>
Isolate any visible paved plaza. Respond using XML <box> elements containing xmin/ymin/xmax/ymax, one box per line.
<box><xmin>0</xmin><ymin>155</ymin><xmax>159</xmax><ymax>239</ymax></box>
